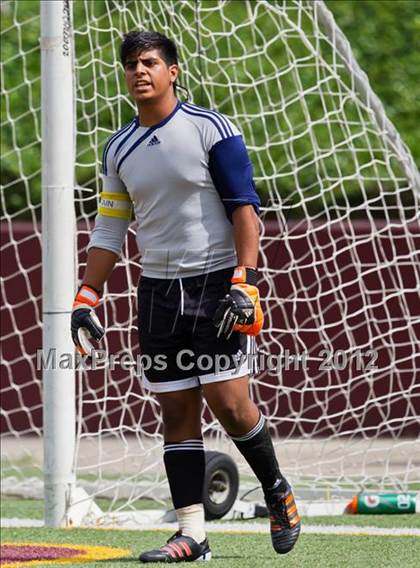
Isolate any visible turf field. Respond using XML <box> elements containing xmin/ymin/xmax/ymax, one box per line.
<box><xmin>2</xmin><ymin>498</ymin><xmax>419</xmax><ymax>568</ymax></box>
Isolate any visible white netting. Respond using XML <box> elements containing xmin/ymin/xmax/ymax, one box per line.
<box><xmin>1</xmin><ymin>0</ymin><xmax>419</xmax><ymax>518</ymax></box>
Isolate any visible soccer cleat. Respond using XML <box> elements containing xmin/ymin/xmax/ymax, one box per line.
<box><xmin>139</xmin><ymin>531</ymin><xmax>211</xmax><ymax>563</ymax></box>
<box><xmin>265</xmin><ymin>479</ymin><xmax>301</xmax><ymax>554</ymax></box>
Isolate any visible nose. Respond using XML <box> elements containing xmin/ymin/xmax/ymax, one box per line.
<box><xmin>134</xmin><ymin>61</ymin><xmax>147</xmax><ymax>76</ymax></box>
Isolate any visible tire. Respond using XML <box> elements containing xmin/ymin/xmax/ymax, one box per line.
<box><xmin>202</xmin><ymin>451</ymin><xmax>239</xmax><ymax>520</ymax></box>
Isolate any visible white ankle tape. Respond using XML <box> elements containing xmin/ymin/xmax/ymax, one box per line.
<box><xmin>176</xmin><ymin>503</ymin><xmax>206</xmax><ymax>544</ymax></box>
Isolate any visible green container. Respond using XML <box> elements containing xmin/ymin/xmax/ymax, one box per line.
<box><xmin>354</xmin><ymin>493</ymin><xmax>416</xmax><ymax>514</ymax></box>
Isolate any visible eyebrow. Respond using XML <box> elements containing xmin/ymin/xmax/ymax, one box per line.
<box><xmin>125</xmin><ymin>56</ymin><xmax>159</xmax><ymax>65</ymax></box>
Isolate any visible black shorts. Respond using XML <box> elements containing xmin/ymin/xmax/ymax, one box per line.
<box><xmin>137</xmin><ymin>267</ymin><xmax>255</xmax><ymax>392</ymax></box>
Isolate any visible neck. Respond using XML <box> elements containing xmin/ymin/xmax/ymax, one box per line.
<box><xmin>137</xmin><ymin>92</ymin><xmax>178</xmax><ymax>127</ymax></box>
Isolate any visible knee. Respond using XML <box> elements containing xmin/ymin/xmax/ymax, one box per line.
<box><xmin>208</xmin><ymin>398</ymin><xmax>248</xmax><ymax>431</ymax></box>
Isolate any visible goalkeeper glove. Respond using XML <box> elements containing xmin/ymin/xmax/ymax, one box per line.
<box><xmin>213</xmin><ymin>266</ymin><xmax>264</xmax><ymax>339</ymax></box>
<box><xmin>71</xmin><ymin>285</ymin><xmax>105</xmax><ymax>356</ymax></box>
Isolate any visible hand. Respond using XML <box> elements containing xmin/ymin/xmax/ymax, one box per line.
<box><xmin>213</xmin><ymin>266</ymin><xmax>264</xmax><ymax>339</ymax></box>
<box><xmin>71</xmin><ymin>285</ymin><xmax>105</xmax><ymax>355</ymax></box>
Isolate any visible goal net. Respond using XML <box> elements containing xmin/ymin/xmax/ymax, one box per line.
<box><xmin>1</xmin><ymin>0</ymin><xmax>419</xmax><ymax>524</ymax></box>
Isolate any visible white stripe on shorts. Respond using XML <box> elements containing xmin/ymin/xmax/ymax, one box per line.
<box><xmin>140</xmin><ymin>368</ymin><xmax>199</xmax><ymax>393</ymax></box>
<box><xmin>198</xmin><ymin>335</ymin><xmax>254</xmax><ymax>385</ymax></box>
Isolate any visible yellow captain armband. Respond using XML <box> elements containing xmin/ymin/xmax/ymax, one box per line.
<box><xmin>98</xmin><ymin>191</ymin><xmax>132</xmax><ymax>220</ymax></box>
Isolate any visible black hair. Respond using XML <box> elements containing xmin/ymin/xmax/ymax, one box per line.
<box><xmin>120</xmin><ymin>30</ymin><xmax>178</xmax><ymax>68</ymax></box>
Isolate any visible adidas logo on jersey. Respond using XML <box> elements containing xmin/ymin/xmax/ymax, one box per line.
<box><xmin>147</xmin><ymin>135</ymin><xmax>161</xmax><ymax>146</ymax></box>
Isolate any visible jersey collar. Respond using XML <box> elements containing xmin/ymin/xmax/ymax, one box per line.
<box><xmin>136</xmin><ymin>99</ymin><xmax>182</xmax><ymax>129</ymax></box>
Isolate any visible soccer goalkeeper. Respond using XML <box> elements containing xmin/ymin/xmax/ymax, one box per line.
<box><xmin>71</xmin><ymin>30</ymin><xmax>300</xmax><ymax>563</ymax></box>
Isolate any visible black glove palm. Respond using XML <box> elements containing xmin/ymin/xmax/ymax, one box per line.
<box><xmin>213</xmin><ymin>287</ymin><xmax>256</xmax><ymax>338</ymax></box>
<box><xmin>213</xmin><ymin>266</ymin><xmax>263</xmax><ymax>339</ymax></box>
<box><xmin>71</xmin><ymin>285</ymin><xmax>105</xmax><ymax>355</ymax></box>
<box><xmin>71</xmin><ymin>308</ymin><xmax>105</xmax><ymax>349</ymax></box>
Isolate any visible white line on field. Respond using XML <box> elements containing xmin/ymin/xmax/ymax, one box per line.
<box><xmin>1</xmin><ymin>518</ymin><xmax>420</xmax><ymax>537</ymax></box>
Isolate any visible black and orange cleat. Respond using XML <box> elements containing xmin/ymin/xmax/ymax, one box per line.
<box><xmin>139</xmin><ymin>531</ymin><xmax>211</xmax><ymax>563</ymax></box>
<box><xmin>265</xmin><ymin>479</ymin><xmax>301</xmax><ymax>554</ymax></box>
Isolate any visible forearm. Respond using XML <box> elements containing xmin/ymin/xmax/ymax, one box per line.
<box><xmin>232</xmin><ymin>205</ymin><xmax>260</xmax><ymax>268</ymax></box>
<box><xmin>82</xmin><ymin>247</ymin><xmax>118</xmax><ymax>292</ymax></box>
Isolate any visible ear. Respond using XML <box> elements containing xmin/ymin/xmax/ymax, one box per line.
<box><xmin>169</xmin><ymin>64</ymin><xmax>179</xmax><ymax>84</ymax></box>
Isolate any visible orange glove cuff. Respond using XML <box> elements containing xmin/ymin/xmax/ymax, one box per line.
<box><xmin>231</xmin><ymin>266</ymin><xmax>257</xmax><ymax>285</ymax></box>
<box><xmin>73</xmin><ymin>285</ymin><xmax>100</xmax><ymax>309</ymax></box>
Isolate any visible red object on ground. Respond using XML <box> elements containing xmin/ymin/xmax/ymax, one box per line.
<box><xmin>0</xmin><ymin>544</ymin><xmax>85</xmax><ymax>563</ymax></box>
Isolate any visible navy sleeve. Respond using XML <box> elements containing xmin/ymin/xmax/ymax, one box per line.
<box><xmin>208</xmin><ymin>135</ymin><xmax>260</xmax><ymax>222</ymax></box>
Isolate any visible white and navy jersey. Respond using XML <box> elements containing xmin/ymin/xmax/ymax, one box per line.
<box><xmin>88</xmin><ymin>100</ymin><xmax>260</xmax><ymax>278</ymax></box>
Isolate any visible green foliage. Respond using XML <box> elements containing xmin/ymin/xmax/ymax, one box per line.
<box><xmin>1</xmin><ymin>0</ymin><xmax>41</xmax><ymax>218</ymax></box>
<box><xmin>326</xmin><ymin>0</ymin><xmax>420</xmax><ymax>165</ymax></box>
<box><xmin>1</xmin><ymin>0</ymin><xmax>419</xmax><ymax>219</ymax></box>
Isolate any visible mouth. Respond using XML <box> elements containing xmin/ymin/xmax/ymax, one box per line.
<box><xmin>134</xmin><ymin>82</ymin><xmax>151</xmax><ymax>88</ymax></box>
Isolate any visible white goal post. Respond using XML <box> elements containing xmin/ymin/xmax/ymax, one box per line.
<box><xmin>41</xmin><ymin>0</ymin><xmax>76</xmax><ymax>528</ymax></box>
<box><xmin>1</xmin><ymin>0</ymin><xmax>419</xmax><ymax>529</ymax></box>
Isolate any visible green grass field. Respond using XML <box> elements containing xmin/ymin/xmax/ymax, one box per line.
<box><xmin>2</xmin><ymin>525</ymin><xmax>419</xmax><ymax>568</ymax></box>
<box><xmin>2</xmin><ymin>498</ymin><xmax>420</xmax><ymax>568</ymax></box>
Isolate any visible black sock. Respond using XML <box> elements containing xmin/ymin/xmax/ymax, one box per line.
<box><xmin>163</xmin><ymin>438</ymin><xmax>205</xmax><ymax>509</ymax></box>
<box><xmin>230</xmin><ymin>414</ymin><xmax>283</xmax><ymax>493</ymax></box>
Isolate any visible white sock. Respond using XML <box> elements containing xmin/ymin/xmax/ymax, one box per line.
<box><xmin>176</xmin><ymin>503</ymin><xmax>206</xmax><ymax>544</ymax></box>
